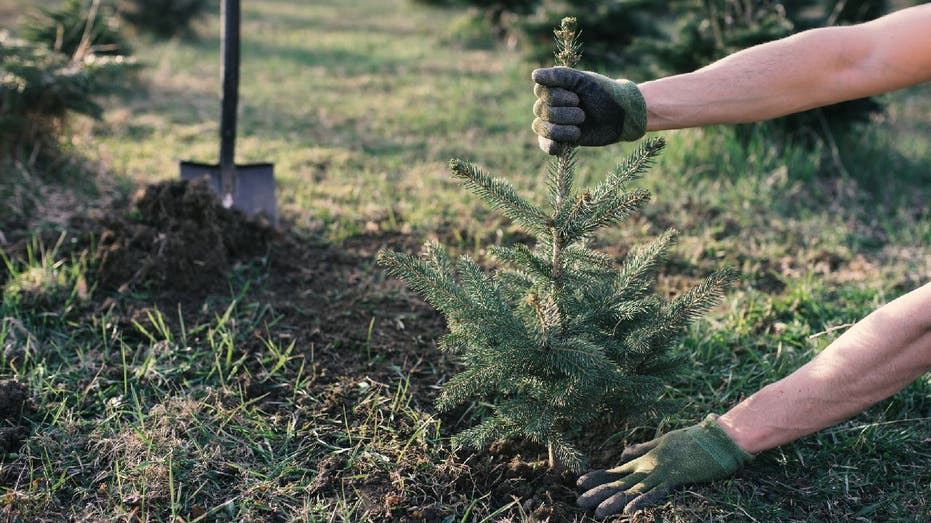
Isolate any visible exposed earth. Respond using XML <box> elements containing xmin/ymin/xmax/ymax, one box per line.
<box><xmin>3</xmin><ymin>179</ymin><xmax>926</xmax><ymax>522</ymax></box>
<box><xmin>1</xmin><ymin>179</ymin><xmax>608</xmax><ymax>521</ymax></box>
<box><xmin>0</xmin><ymin>379</ymin><xmax>30</xmax><ymax>454</ymax></box>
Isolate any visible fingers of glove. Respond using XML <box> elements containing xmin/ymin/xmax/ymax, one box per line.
<box><xmin>593</xmin><ymin>485</ymin><xmax>670</xmax><ymax>518</ymax></box>
<box><xmin>532</xmin><ymin>66</ymin><xmax>584</xmax><ymax>90</ymax></box>
<box><xmin>593</xmin><ymin>480</ymin><xmax>657</xmax><ymax>519</ymax></box>
<box><xmin>533</xmin><ymin>84</ymin><xmax>579</xmax><ymax>106</ymax></box>
<box><xmin>536</xmin><ymin>136</ymin><xmax>567</xmax><ymax>156</ymax></box>
<box><xmin>593</xmin><ymin>489</ymin><xmax>633</xmax><ymax>519</ymax></box>
<box><xmin>623</xmin><ymin>486</ymin><xmax>672</xmax><ymax>514</ymax></box>
<box><xmin>576</xmin><ymin>469</ymin><xmax>625</xmax><ymax>491</ymax></box>
<box><xmin>533</xmin><ymin>99</ymin><xmax>585</xmax><ymax>124</ymax></box>
<box><xmin>532</xmin><ymin>118</ymin><xmax>580</xmax><ymax>142</ymax></box>
<box><xmin>620</xmin><ymin>438</ymin><xmax>661</xmax><ymax>462</ymax></box>
<box><xmin>576</xmin><ymin>472</ymin><xmax>647</xmax><ymax>509</ymax></box>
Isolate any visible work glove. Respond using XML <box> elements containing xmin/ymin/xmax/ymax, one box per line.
<box><xmin>577</xmin><ymin>415</ymin><xmax>754</xmax><ymax>517</ymax></box>
<box><xmin>532</xmin><ymin>67</ymin><xmax>647</xmax><ymax>155</ymax></box>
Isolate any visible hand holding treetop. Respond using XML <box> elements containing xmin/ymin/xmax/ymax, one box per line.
<box><xmin>532</xmin><ymin>67</ymin><xmax>647</xmax><ymax>154</ymax></box>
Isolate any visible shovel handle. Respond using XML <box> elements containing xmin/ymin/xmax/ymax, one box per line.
<box><xmin>219</xmin><ymin>0</ymin><xmax>240</xmax><ymax>182</ymax></box>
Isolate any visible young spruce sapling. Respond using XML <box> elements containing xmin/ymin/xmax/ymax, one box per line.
<box><xmin>378</xmin><ymin>17</ymin><xmax>734</xmax><ymax>472</ymax></box>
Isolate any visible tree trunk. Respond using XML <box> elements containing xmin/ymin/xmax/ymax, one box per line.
<box><xmin>548</xmin><ymin>441</ymin><xmax>564</xmax><ymax>473</ymax></box>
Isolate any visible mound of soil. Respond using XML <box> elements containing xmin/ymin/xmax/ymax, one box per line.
<box><xmin>95</xmin><ymin>179</ymin><xmax>273</xmax><ymax>293</ymax></box>
<box><xmin>0</xmin><ymin>379</ymin><xmax>30</xmax><ymax>453</ymax></box>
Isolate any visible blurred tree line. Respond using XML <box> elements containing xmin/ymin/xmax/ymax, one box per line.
<box><xmin>1</xmin><ymin>0</ymin><xmax>213</xmax><ymax>167</ymax></box>
<box><xmin>416</xmin><ymin>0</ymin><xmax>907</xmax><ymax>146</ymax></box>
<box><xmin>417</xmin><ymin>0</ymin><xmax>889</xmax><ymax>69</ymax></box>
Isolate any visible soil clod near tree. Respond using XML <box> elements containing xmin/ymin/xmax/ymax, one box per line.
<box><xmin>94</xmin><ymin>179</ymin><xmax>274</xmax><ymax>293</ymax></box>
<box><xmin>0</xmin><ymin>378</ymin><xmax>30</xmax><ymax>453</ymax></box>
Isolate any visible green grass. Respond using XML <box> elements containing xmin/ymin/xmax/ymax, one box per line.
<box><xmin>1</xmin><ymin>0</ymin><xmax>930</xmax><ymax>521</ymax></box>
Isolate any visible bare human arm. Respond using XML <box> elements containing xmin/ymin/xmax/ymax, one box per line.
<box><xmin>641</xmin><ymin>4</ymin><xmax>931</xmax><ymax>131</ymax></box>
<box><xmin>639</xmin><ymin>5</ymin><xmax>931</xmax><ymax>450</ymax></box>
<box><xmin>567</xmin><ymin>7</ymin><xmax>931</xmax><ymax>516</ymax></box>
<box><xmin>635</xmin><ymin>5</ymin><xmax>931</xmax><ymax>450</ymax></box>
<box><xmin>626</xmin><ymin>5</ymin><xmax>931</xmax><ymax>452</ymax></box>
<box><xmin>576</xmin><ymin>283</ymin><xmax>931</xmax><ymax>517</ymax></box>
<box><xmin>717</xmin><ymin>282</ymin><xmax>931</xmax><ymax>453</ymax></box>
<box><xmin>702</xmin><ymin>6</ymin><xmax>931</xmax><ymax>452</ymax></box>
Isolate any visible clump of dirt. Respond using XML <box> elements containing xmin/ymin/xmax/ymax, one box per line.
<box><xmin>0</xmin><ymin>378</ymin><xmax>31</xmax><ymax>453</ymax></box>
<box><xmin>94</xmin><ymin>179</ymin><xmax>273</xmax><ymax>293</ymax></box>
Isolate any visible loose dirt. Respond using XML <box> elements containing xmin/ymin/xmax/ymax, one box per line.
<box><xmin>0</xmin><ymin>182</ymin><xmax>601</xmax><ymax>520</ymax></box>
<box><xmin>0</xmin><ymin>379</ymin><xmax>30</xmax><ymax>453</ymax></box>
<box><xmin>94</xmin><ymin>178</ymin><xmax>273</xmax><ymax>293</ymax></box>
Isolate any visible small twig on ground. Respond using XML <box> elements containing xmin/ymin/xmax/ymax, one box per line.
<box><xmin>2</xmin><ymin>317</ymin><xmax>41</xmax><ymax>360</ymax></box>
<box><xmin>74</xmin><ymin>0</ymin><xmax>101</xmax><ymax>62</ymax></box>
<box><xmin>826</xmin><ymin>0</ymin><xmax>848</xmax><ymax>26</ymax></box>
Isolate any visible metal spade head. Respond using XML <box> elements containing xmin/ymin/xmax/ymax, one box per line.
<box><xmin>180</xmin><ymin>162</ymin><xmax>277</xmax><ymax>223</ymax></box>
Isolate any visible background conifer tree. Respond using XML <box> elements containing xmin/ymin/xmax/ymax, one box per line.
<box><xmin>378</xmin><ymin>17</ymin><xmax>734</xmax><ymax>472</ymax></box>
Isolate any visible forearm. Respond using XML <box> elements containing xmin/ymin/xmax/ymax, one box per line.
<box><xmin>717</xmin><ymin>282</ymin><xmax>931</xmax><ymax>454</ymax></box>
<box><xmin>639</xmin><ymin>27</ymin><xmax>864</xmax><ymax>131</ymax></box>
<box><xmin>639</xmin><ymin>4</ymin><xmax>931</xmax><ymax>131</ymax></box>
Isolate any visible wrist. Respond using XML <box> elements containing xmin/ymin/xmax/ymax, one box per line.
<box><xmin>715</xmin><ymin>410</ymin><xmax>769</xmax><ymax>454</ymax></box>
<box><xmin>637</xmin><ymin>77</ymin><xmax>680</xmax><ymax>132</ymax></box>
<box><xmin>610</xmin><ymin>79</ymin><xmax>647</xmax><ymax>141</ymax></box>
<box><xmin>700</xmin><ymin>414</ymin><xmax>755</xmax><ymax>470</ymax></box>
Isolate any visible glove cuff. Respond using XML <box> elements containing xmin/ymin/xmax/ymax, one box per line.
<box><xmin>692</xmin><ymin>414</ymin><xmax>755</xmax><ymax>474</ymax></box>
<box><xmin>610</xmin><ymin>79</ymin><xmax>647</xmax><ymax>141</ymax></box>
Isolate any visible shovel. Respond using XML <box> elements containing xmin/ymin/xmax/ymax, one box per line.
<box><xmin>180</xmin><ymin>0</ymin><xmax>277</xmax><ymax>224</ymax></box>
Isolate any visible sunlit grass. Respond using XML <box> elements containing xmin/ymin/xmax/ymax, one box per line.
<box><xmin>1</xmin><ymin>0</ymin><xmax>929</xmax><ymax>521</ymax></box>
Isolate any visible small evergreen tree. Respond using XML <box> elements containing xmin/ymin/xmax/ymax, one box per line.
<box><xmin>22</xmin><ymin>0</ymin><xmax>129</xmax><ymax>58</ymax></box>
<box><xmin>378</xmin><ymin>17</ymin><xmax>733</xmax><ymax>472</ymax></box>
<box><xmin>0</xmin><ymin>34</ymin><xmax>132</xmax><ymax>164</ymax></box>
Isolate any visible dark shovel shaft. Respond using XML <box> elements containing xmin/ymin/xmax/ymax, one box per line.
<box><xmin>220</xmin><ymin>0</ymin><xmax>240</xmax><ymax>197</ymax></box>
<box><xmin>179</xmin><ymin>0</ymin><xmax>277</xmax><ymax>224</ymax></box>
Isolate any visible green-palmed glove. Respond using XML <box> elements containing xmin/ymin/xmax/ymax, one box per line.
<box><xmin>532</xmin><ymin>67</ymin><xmax>647</xmax><ymax>155</ymax></box>
<box><xmin>577</xmin><ymin>415</ymin><xmax>754</xmax><ymax>517</ymax></box>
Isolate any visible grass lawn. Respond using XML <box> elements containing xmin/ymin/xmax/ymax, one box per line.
<box><xmin>1</xmin><ymin>0</ymin><xmax>929</xmax><ymax>521</ymax></box>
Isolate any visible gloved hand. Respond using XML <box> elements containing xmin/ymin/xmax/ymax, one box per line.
<box><xmin>577</xmin><ymin>415</ymin><xmax>754</xmax><ymax>517</ymax></box>
<box><xmin>532</xmin><ymin>67</ymin><xmax>647</xmax><ymax>155</ymax></box>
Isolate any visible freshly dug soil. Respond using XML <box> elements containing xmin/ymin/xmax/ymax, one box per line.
<box><xmin>0</xmin><ymin>195</ymin><xmax>626</xmax><ymax>519</ymax></box>
<box><xmin>94</xmin><ymin>179</ymin><xmax>273</xmax><ymax>293</ymax></box>
<box><xmin>0</xmin><ymin>378</ymin><xmax>28</xmax><ymax>420</ymax></box>
<box><xmin>0</xmin><ymin>378</ymin><xmax>30</xmax><ymax>453</ymax></box>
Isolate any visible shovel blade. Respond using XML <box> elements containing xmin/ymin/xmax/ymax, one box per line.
<box><xmin>180</xmin><ymin>161</ymin><xmax>277</xmax><ymax>224</ymax></box>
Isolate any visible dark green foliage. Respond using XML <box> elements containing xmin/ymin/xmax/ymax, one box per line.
<box><xmin>520</xmin><ymin>0</ymin><xmax>665</xmax><ymax>68</ymax></box>
<box><xmin>0</xmin><ymin>34</ymin><xmax>132</xmax><ymax>164</ymax></box>
<box><xmin>633</xmin><ymin>1</ymin><xmax>795</xmax><ymax>76</ymax></box>
<box><xmin>791</xmin><ymin>0</ymin><xmax>888</xmax><ymax>28</ymax></box>
<box><xmin>603</xmin><ymin>0</ymin><xmax>889</xmax><ymax>146</ymax></box>
<box><xmin>430</xmin><ymin>0</ymin><xmax>890</xmax><ymax>148</ymax></box>
<box><xmin>631</xmin><ymin>1</ymin><xmax>889</xmax><ymax>76</ymax></box>
<box><xmin>22</xmin><ymin>0</ymin><xmax>129</xmax><ymax>58</ymax></box>
<box><xmin>381</xmin><ymin>137</ymin><xmax>734</xmax><ymax>471</ymax></box>
<box><xmin>412</xmin><ymin>0</ymin><xmax>542</xmax><ymax>45</ymax></box>
<box><xmin>432</xmin><ymin>0</ymin><xmax>892</xmax><ymax>69</ymax></box>
<box><xmin>117</xmin><ymin>0</ymin><xmax>213</xmax><ymax>38</ymax></box>
<box><xmin>411</xmin><ymin>0</ymin><xmax>539</xmax><ymax>12</ymax></box>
